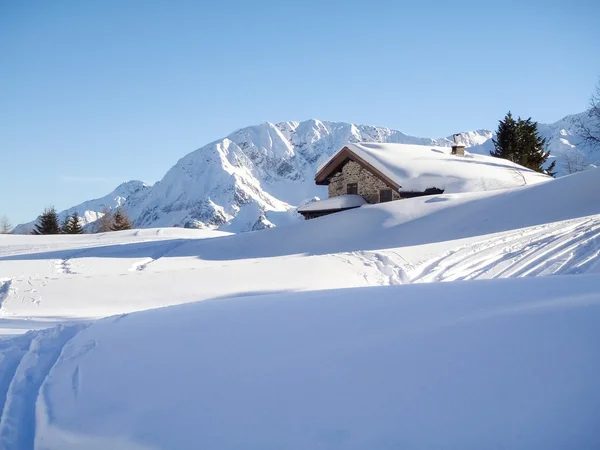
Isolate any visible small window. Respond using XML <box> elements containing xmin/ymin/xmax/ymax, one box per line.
<box><xmin>347</xmin><ymin>183</ymin><xmax>358</xmax><ymax>195</ymax></box>
<box><xmin>379</xmin><ymin>189</ymin><xmax>393</xmax><ymax>203</ymax></box>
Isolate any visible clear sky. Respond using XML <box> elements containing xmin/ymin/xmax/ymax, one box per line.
<box><xmin>2</xmin><ymin>0</ymin><xmax>599</xmax><ymax>224</ymax></box>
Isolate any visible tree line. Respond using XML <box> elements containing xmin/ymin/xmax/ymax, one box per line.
<box><xmin>30</xmin><ymin>207</ymin><xmax>132</xmax><ymax>235</ymax></box>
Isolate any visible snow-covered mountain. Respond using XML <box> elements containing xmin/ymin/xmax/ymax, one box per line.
<box><xmin>13</xmin><ymin>113</ymin><xmax>598</xmax><ymax>233</ymax></box>
<box><xmin>12</xmin><ymin>181</ymin><xmax>149</xmax><ymax>234</ymax></box>
<box><xmin>124</xmin><ymin>121</ymin><xmax>494</xmax><ymax>232</ymax></box>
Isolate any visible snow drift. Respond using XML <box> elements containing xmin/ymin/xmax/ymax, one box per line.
<box><xmin>167</xmin><ymin>167</ymin><xmax>600</xmax><ymax>261</ymax></box>
<box><xmin>28</xmin><ymin>275</ymin><xmax>600</xmax><ymax>449</ymax></box>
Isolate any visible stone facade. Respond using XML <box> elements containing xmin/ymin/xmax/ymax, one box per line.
<box><xmin>327</xmin><ymin>160</ymin><xmax>400</xmax><ymax>204</ymax></box>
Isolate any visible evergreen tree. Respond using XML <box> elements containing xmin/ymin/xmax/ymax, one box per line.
<box><xmin>110</xmin><ymin>209</ymin><xmax>133</xmax><ymax>231</ymax></box>
<box><xmin>61</xmin><ymin>215</ymin><xmax>73</xmax><ymax>234</ymax></box>
<box><xmin>491</xmin><ymin>112</ymin><xmax>556</xmax><ymax>177</ymax></box>
<box><xmin>516</xmin><ymin>117</ymin><xmax>556</xmax><ymax>177</ymax></box>
<box><xmin>68</xmin><ymin>211</ymin><xmax>84</xmax><ymax>234</ymax></box>
<box><xmin>32</xmin><ymin>207</ymin><xmax>61</xmax><ymax>235</ymax></box>
<box><xmin>491</xmin><ymin>112</ymin><xmax>519</xmax><ymax>161</ymax></box>
<box><xmin>62</xmin><ymin>211</ymin><xmax>83</xmax><ymax>234</ymax></box>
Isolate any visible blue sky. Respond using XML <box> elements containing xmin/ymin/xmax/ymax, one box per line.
<box><xmin>2</xmin><ymin>0</ymin><xmax>599</xmax><ymax>224</ymax></box>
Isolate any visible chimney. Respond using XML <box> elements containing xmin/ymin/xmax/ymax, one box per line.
<box><xmin>451</xmin><ymin>133</ymin><xmax>465</xmax><ymax>156</ymax></box>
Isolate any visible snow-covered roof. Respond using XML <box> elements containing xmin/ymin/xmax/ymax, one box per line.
<box><xmin>297</xmin><ymin>195</ymin><xmax>367</xmax><ymax>212</ymax></box>
<box><xmin>316</xmin><ymin>143</ymin><xmax>551</xmax><ymax>194</ymax></box>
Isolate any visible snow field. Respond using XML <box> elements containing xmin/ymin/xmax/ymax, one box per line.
<box><xmin>13</xmin><ymin>276</ymin><xmax>600</xmax><ymax>449</ymax></box>
<box><xmin>0</xmin><ymin>169</ymin><xmax>599</xmax><ymax>448</ymax></box>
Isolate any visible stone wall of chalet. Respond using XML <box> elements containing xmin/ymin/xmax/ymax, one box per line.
<box><xmin>327</xmin><ymin>160</ymin><xmax>400</xmax><ymax>204</ymax></box>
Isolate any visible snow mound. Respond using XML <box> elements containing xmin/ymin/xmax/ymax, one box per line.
<box><xmin>173</xmin><ymin>167</ymin><xmax>599</xmax><ymax>261</ymax></box>
<box><xmin>30</xmin><ymin>275</ymin><xmax>600</xmax><ymax>449</ymax></box>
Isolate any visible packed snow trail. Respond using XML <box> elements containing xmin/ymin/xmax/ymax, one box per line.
<box><xmin>0</xmin><ymin>324</ymin><xmax>87</xmax><ymax>450</ymax></box>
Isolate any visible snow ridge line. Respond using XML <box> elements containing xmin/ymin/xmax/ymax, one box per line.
<box><xmin>0</xmin><ymin>324</ymin><xmax>88</xmax><ymax>450</ymax></box>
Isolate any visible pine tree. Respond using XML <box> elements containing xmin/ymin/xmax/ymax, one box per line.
<box><xmin>32</xmin><ymin>207</ymin><xmax>61</xmax><ymax>235</ymax></box>
<box><xmin>61</xmin><ymin>215</ymin><xmax>73</xmax><ymax>234</ymax></box>
<box><xmin>110</xmin><ymin>209</ymin><xmax>133</xmax><ymax>231</ymax></box>
<box><xmin>491</xmin><ymin>112</ymin><xmax>556</xmax><ymax>177</ymax></box>
<box><xmin>491</xmin><ymin>112</ymin><xmax>519</xmax><ymax>161</ymax></box>
<box><xmin>516</xmin><ymin>117</ymin><xmax>556</xmax><ymax>176</ymax></box>
<box><xmin>68</xmin><ymin>211</ymin><xmax>84</xmax><ymax>234</ymax></box>
<box><xmin>62</xmin><ymin>211</ymin><xmax>83</xmax><ymax>234</ymax></box>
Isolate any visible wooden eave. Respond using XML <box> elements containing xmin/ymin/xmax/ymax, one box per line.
<box><xmin>297</xmin><ymin>205</ymin><xmax>359</xmax><ymax>216</ymax></box>
<box><xmin>315</xmin><ymin>146</ymin><xmax>401</xmax><ymax>191</ymax></box>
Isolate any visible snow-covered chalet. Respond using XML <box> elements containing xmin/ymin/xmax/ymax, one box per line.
<box><xmin>298</xmin><ymin>137</ymin><xmax>549</xmax><ymax>219</ymax></box>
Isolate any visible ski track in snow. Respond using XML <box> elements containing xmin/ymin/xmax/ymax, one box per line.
<box><xmin>411</xmin><ymin>217</ymin><xmax>600</xmax><ymax>283</ymax></box>
<box><xmin>333</xmin><ymin>251</ymin><xmax>410</xmax><ymax>286</ymax></box>
<box><xmin>129</xmin><ymin>240</ymin><xmax>188</xmax><ymax>272</ymax></box>
<box><xmin>0</xmin><ymin>324</ymin><xmax>88</xmax><ymax>450</ymax></box>
<box><xmin>334</xmin><ymin>216</ymin><xmax>600</xmax><ymax>286</ymax></box>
